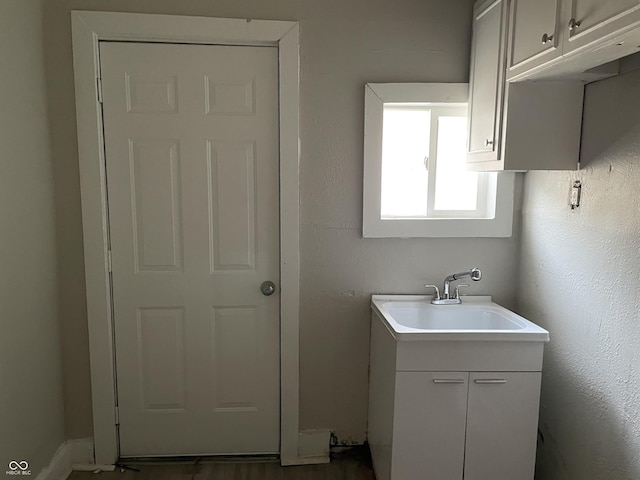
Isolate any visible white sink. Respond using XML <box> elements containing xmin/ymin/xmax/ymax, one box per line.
<box><xmin>372</xmin><ymin>295</ymin><xmax>549</xmax><ymax>342</ymax></box>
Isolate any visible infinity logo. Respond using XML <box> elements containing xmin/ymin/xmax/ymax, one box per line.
<box><xmin>8</xmin><ymin>461</ymin><xmax>28</xmax><ymax>471</ymax></box>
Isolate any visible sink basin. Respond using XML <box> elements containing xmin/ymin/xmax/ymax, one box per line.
<box><xmin>372</xmin><ymin>295</ymin><xmax>549</xmax><ymax>342</ymax></box>
<box><xmin>384</xmin><ymin>303</ymin><xmax>524</xmax><ymax>330</ymax></box>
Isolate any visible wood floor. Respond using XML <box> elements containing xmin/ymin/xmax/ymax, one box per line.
<box><xmin>66</xmin><ymin>451</ymin><xmax>376</xmax><ymax>480</ymax></box>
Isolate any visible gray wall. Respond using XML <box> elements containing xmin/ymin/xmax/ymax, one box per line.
<box><xmin>43</xmin><ymin>0</ymin><xmax>522</xmax><ymax>441</ymax></box>
<box><xmin>518</xmin><ymin>70</ymin><xmax>640</xmax><ymax>480</ymax></box>
<box><xmin>0</xmin><ymin>0</ymin><xmax>66</xmax><ymax>475</ymax></box>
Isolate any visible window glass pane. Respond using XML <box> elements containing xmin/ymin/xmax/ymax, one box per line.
<box><xmin>380</xmin><ymin>107</ymin><xmax>430</xmax><ymax>218</ymax></box>
<box><xmin>434</xmin><ymin>116</ymin><xmax>478</xmax><ymax>211</ymax></box>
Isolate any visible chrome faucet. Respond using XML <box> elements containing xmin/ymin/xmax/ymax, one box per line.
<box><xmin>425</xmin><ymin>267</ymin><xmax>482</xmax><ymax>305</ymax></box>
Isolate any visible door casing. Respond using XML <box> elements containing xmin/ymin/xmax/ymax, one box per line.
<box><xmin>71</xmin><ymin>11</ymin><xmax>301</xmax><ymax>465</ymax></box>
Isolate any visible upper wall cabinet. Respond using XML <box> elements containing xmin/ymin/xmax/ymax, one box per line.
<box><xmin>467</xmin><ymin>0</ymin><xmax>507</xmax><ymax>164</ymax></box>
<box><xmin>507</xmin><ymin>0</ymin><xmax>640</xmax><ymax>81</ymax></box>
<box><xmin>566</xmin><ymin>0</ymin><xmax>640</xmax><ymax>52</ymax></box>
<box><xmin>506</xmin><ymin>0</ymin><xmax>564</xmax><ymax>79</ymax></box>
<box><xmin>467</xmin><ymin>0</ymin><xmax>584</xmax><ymax>171</ymax></box>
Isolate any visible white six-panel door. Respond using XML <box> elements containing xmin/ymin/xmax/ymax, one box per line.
<box><xmin>100</xmin><ymin>42</ymin><xmax>280</xmax><ymax>456</ymax></box>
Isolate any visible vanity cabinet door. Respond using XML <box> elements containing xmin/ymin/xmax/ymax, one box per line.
<box><xmin>506</xmin><ymin>0</ymin><xmax>564</xmax><ymax>81</ymax></box>
<box><xmin>392</xmin><ymin>372</ymin><xmax>469</xmax><ymax>480</ymax></box>
<box><xmin>467</xmin><ymin>0</ymin><xmax>508</xmax><ymax>167</ymax></box>
<box><xmin>464</xmin><ymin>372</ymin><xmax>542</xmax><ymax>480</ymax></box>
<box><xmin>564</xmin><ymin>0</ymin><xmax>640</xmax><ymax>54</ymax></box>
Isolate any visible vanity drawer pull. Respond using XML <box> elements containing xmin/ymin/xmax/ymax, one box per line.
<box><xmin>433</xmin><ymin>379</ymin><xmax>465</xmax><ymax>384</ymax></box>
<box><xmin>474</xmin><ymin>379</ymin><xmax>507</xmax><ymax>384</ymax></box>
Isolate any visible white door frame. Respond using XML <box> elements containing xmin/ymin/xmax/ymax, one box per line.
<box><xmin>71</xmin><ymin>11</ymin><xmax>301</xmax><ymax>465</ymax></box>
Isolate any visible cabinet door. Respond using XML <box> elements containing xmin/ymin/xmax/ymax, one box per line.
<box><xmin>506</xmin><ymin>0</ymin><xmax>563</xmax><ymax>81</ymax></box>
<box><xmin>467</xmin><ymin>0</ymin><xmax>507</xmax><ymax>166</ymax></box>
<box><xmin>392</xmin><ymin>372</ymin><xmax>468</xmax><ymax>480</ymax></box>
<box><xmin>464</xmin><ymin>372</ymin><xmax>542</xmax><ymax>480</ymax></box>
<box><xmin>565</xmin><ymin>0</ymin><xmax>640</xmax><ymax>53</ymax></box>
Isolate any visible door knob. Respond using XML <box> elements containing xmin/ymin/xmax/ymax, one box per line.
<box><xmin>260</xmin><ymin>281</ymin><xmax>276</xmax><ymax>296</ymax></box>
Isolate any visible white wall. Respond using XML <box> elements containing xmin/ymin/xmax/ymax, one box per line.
<box><xmin>0</xmin><ymin>0</ymin><xmax>66</xmax><ymax>475</ymax></box>
<box><xmin>43</xmin><ymin>0</ymin><xmax>521</xmax><ymax>442</ymax></box>
<box><xmin>518</xmin><ymin>70</ymin><xmax>640</xmax><ymax>479</ymax></box>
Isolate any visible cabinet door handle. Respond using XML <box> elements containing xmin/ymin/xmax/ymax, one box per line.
<box><xmin>541</xmin><ymin>33</ymin><xmax>554</xmax><ymax>44</ymax></box>
<box><xmin>474</xmin><ymin>379</ymin><xmax>507</xmax><ymax>384</ymax></box>
<box><xmin>484</xmin><ymin>139</ymin><xmax>493</xmax><ymax>147</ymax></box>
<box><xmin>568</xmin><ymin>18</ymin><xmax>581</xmax><ymax>31</ymax></box>
<box><xmin>433</xmin><ymin>379</ymin><xmax>465</xmax><ymax>384</ymax></box>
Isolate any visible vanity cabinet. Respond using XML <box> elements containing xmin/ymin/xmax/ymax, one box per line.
<box><xmin>467</xmin><ymin>0</ymin><xmax>584</xmax><ymax>171</ymax></box>
<box><xmin>368</xmin><ymin>310</ymin><xmax>546</xmax><ymax>480</ymax></box>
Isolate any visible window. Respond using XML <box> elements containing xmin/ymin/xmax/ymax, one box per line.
<box><xmin>363</xmin><ymin>83</ymin><xmax>514</xmax><ymax>238</ymax></box>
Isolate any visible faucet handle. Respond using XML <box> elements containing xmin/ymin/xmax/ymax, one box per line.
<box><xmin>470</xmin><ymin>268</ymin><xmax>482</xmax><ymax>281</ymax></box>
<box><xmin>454</xmin><ymin>284</ymin><xmax>470</xmax><ymax>299</ymax></box>
<box><xmin>424</xmin><ymin>284</ymin><xmax>441</xmax><ymax>300</ymax></box>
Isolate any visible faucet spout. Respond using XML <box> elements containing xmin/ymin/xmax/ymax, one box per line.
<box><xmin>441</xmin><ymin>267</ymin><xmax>482</xmax><ymax>301</ymax></box>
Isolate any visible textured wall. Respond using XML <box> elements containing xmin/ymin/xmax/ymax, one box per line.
<box><xmin>43</xmin><ymin>0</ymin><xmax>522</xmax><ymax>441</ymax></box>
<box><xmin>0</xmin><ymin>0</ymin><xmax>66</xmax><ymax>475</ymax></box>
<box><xmin>518</xmin><ymin>70</ymin><xmax>640</xmax><ymax>480</ymax></box>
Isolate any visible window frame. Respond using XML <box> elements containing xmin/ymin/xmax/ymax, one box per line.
<box><xmin>363</xmin><ymin>83</ymin><xmax>515</xmax><ymax>238</ymax></box>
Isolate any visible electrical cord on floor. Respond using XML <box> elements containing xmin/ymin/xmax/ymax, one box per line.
<box><xmin>114</xmin><ymin>463</ymin><xmax>140</xmax><ymax>473</ymax></box>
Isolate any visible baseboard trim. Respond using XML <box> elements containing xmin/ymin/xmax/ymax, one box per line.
<box><xmin>35</xmin><ymin>438</ymin><xmax>94</xmax><ymax>480</ymax></box>
<box><xmin>294</xmin><ymin>429</ymin><xmax>331</xmax><ymax>465</ymax></box>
